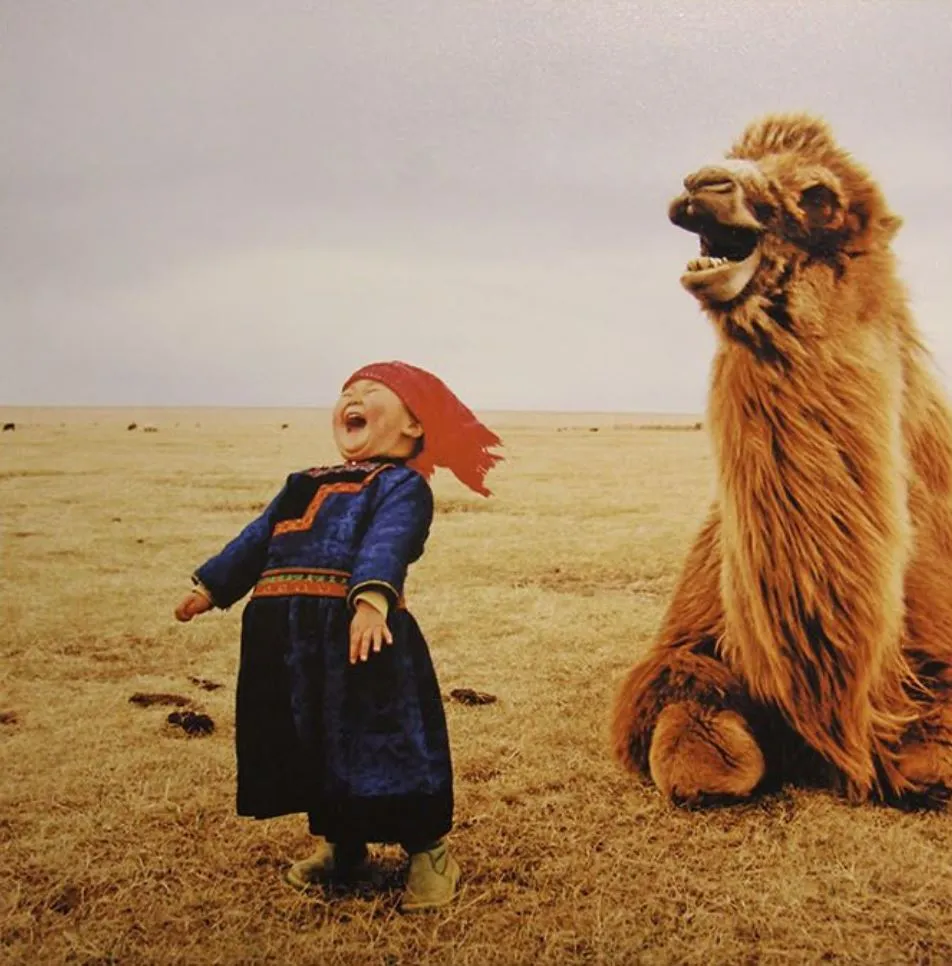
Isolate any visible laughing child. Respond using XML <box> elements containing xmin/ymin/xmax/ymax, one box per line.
<box><xmin>174</xmin><ymin>361</ymin><xmax>503</xmax><ymax>912</ymax></box>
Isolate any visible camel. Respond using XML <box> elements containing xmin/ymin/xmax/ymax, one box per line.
<box><xmin>612</xmin><ymin>113</ymin><xmax>952</xmax><ymax>809</ymax></box>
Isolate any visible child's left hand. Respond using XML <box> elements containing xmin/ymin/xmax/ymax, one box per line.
<box><xmin>349</xmin><ymin>600</ymin><xmax>394</xmax><ymax>664</ymax></box>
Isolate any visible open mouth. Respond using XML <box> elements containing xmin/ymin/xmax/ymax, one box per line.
<box><xmin>681</xmin><ymin>219</ymin><xmax>761</xmax><ymax>302</ymax></box>
<box><xmin>687</xmin><ymin>221</ymin><xmax>759</xmax><ymax>272</ymax></box>
<box><xmin>344</xmin><ymin>411</ymin><xmax>367</xmax><ymax>432</ymax></box>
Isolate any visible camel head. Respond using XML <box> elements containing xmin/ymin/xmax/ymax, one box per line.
<box><xmin>668</xmin><ymin>113</ymin><xmax>903</xmax><ymax>308</ymax></box>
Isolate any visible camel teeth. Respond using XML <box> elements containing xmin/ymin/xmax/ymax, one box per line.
<box><xmin>686</xmin><ymin>256</ymin><xmax>729</xmax><ymax>272</ymax></box>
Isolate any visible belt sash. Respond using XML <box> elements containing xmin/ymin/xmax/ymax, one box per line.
<box><xmin>251</xmin><ymin>568</ymin><xmax>405</xmax><ymax>608</ymax></box>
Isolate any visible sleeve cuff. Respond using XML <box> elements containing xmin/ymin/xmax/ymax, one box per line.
<box><xmin>190</xmin><ymin>576</ymin><xmax>217</xmax><ymax>607</ymax></box>
<box><xmin>347</xmin><ymin>579</ymin><xmax>399</xmax><ymax>612</ymax></box>
<box><xmin>352</xmin><ymin>589</ymin><xmax>390</xmax><ymax>618</ymax></box>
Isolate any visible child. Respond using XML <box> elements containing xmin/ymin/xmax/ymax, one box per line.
<box><xmin>174</xmin><ymin>361</ymin><xmax>502</xmax><ymax>912</ymax></box>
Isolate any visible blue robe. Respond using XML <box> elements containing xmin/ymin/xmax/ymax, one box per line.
<box><xmin>193</xmin><ymin>458</ymin><xmax>453</xmax><ymax>847</ymax></box>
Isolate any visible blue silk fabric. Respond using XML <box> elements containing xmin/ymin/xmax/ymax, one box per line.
<box><xmin>193</xmin><ymin>459</ymin><xmax>453</xmax><ymax>845</ymax></box>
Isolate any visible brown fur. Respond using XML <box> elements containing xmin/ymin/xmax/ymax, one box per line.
<box><xmin>612</xmin><ymin>113</ymin><xmax>952</xmax><ymax>808</ymax></box>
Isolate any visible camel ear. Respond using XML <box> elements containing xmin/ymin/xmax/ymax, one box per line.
<box><xmin>799</xmin><ymin>183</ymin><xmax>843</xmax><ymax>231</ymax></box>
<box><xmin>878</xmin><ymin>213</ymin><xmax>903</xmax><ymax>240</ymax></box>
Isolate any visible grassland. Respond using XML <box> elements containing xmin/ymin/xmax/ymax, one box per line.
<box><xmin>2</xmin><ymin>408</ymin><xmax>950</xmax><ymax>965</ymax></box>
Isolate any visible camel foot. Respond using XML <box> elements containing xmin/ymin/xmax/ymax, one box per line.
<box><xmin>893</xmin><ymin>739</ymin><xmax>952</xmax><ymax>810</ymax></box>
<box><xmin>648</xmin><ymin>701</ymin><xmax>766</xmax><ymax>807</ymax></box>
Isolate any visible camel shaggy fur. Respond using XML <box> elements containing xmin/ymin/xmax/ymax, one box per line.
<box><xmin>612</xmin><ymin>113</ymin><xmax>952</xmax><ymax>809</ymax></box>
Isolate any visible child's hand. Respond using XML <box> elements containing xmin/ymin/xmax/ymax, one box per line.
<box><xmin>174</xmin><ymin>591</ymin><xmax>213</xmax><ymax>623</ymax></box>
<box><xmin>349</xmin><ymin>600</ymin><xmax>393</xmax><ymax>664</ymax></box>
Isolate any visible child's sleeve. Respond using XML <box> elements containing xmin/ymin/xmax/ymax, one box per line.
<box><xmin>191</xmin><ymin>479</ymin><xmax>291</xmax><ymax>609</ymax></box>
<box><xmin>347</xmin><ymin>471</ymin><xmax>434</xmax><ymax>612</ymax></box>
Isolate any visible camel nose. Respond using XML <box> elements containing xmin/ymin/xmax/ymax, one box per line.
<box><xmin>668</xmin><ymin>192</ymin><xmax>695</xmax><ymax>227</ymax></box>
<box><xmin>683</xmin><ymin>165</ymin><xmax>737</xmax><ymax>193</ymax></box>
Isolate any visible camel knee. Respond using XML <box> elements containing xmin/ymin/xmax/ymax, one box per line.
<box><xmin>649</xmin><ymin>702</ymin><xmax>766</xmax><ymax>806</ymax></box>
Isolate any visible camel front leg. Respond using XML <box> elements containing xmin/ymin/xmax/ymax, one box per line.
<box><xmin>616</xmin><ymin>647</ymin><xmax>768</xmax><ymax>806</ymax></box>
<box><xmin>896</xmin><ymin>717</ymin><xmax>952</xmax><ymax>808</ymax></box>
<box><xmin>612</xmin><ymin>509</ymin><xmax>768</xmax><ymax>805</ymax></box>
<box><xmin>891</xmin><ymin>642</ymin><xmax>952</xmax><ymax>808</ymax></box>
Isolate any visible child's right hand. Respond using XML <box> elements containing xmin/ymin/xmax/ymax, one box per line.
<box><xmin>174</xmin><ymin>591</ymin><xmax>213</xmax><ymax>622</ymax></box>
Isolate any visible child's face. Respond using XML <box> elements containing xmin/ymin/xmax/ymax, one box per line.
<box><xmin>332</xmin><ymin>379</ymin><xmax>423</xmax><ymax>462</ymax></box>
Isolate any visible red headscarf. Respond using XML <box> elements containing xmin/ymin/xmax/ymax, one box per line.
<box><xmin>343</xmin><ymin>361</ymin><xmax>504</xmax><ymax>497</ymax></box>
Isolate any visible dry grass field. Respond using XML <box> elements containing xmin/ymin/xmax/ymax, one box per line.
<box><xmin>2</xmin><ymin>407</ymin><xmax>951</xmax><ymax>966</ymax></box>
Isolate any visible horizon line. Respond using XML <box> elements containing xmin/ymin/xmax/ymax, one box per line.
<box><xmin>0</xmin><ymin>403</ymin><xmax>705</xmax><ymax>416</ymax></box>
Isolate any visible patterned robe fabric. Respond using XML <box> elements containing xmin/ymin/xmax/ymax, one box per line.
<box><xmin>193</xmin><ymin>458</ymin><xmax>453</xmax><ymax>846</ymax></box>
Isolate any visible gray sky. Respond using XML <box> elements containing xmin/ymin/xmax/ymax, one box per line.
<box><xmin>3</xmin><ymin>0</ymin><xmax>950</xmax><ymax>412</ymax></box>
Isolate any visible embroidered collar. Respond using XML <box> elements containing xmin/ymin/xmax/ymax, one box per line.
<box><xmin>305</xmin><ymin>459</ymin><xmax>400</xmax><ymax>478</ymax></box>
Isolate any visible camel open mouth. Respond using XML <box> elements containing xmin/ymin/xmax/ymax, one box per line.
<box><xmin>694</xmin><ymin>221</ymin><xmax>758</xmax><ymax>265</ymax></box>
<box><xmin>681</xmin><ymin>219</ymin><xmax>762</xmax><ymax>303</ymax></box>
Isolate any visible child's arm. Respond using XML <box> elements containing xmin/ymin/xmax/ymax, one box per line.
<box><xmin>347</xmin><ymin>470</ymin><xmax>434</xmax><ymax>610</ymax></box>
<box><xmin>173</xmin><ymin>479</ymin><xmax>292</xmax><ymax>619</ymax></box>
<box><xmin>347</xmin><ymin>471</ymin><xmax>434</xmax><ymax>662</ymax></box>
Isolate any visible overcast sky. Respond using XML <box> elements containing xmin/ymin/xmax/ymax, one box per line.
<box><xmin>3</xmin><ymin>0</ymin><xmax>950</xmax><ymax>412</ymax></box>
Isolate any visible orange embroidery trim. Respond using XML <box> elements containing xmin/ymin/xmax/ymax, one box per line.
<box><xmin>250</xmin><ymin>568</ymin><xmax>407</xmax><ymax>608</ymax></box>
<box><xmin>252</xmin><ymin>567</ymin><xmax>350</xmax><ymax>599</ymax></box>
<box><xmin>272</xmin><ymin>463</ymin><xmax>392</xmax><ymax>536</ymax></box>
<box><xmin>252</xmin><ymin>579</ymin><xmax>348</xmax><ymax>600</ymax></box>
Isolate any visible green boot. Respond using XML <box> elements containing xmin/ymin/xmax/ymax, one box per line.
<box><xmin>399</xmin><ymin>839</ymin><xmax>460</xmax><ymax>913</ymax></box>
<box><xmin>283</xmin><ymin>837</ymin><xmax>368</xmax><ymax>889</ymax></box>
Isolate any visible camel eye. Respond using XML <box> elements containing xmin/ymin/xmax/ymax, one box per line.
<box><xmin>800</xmin><ymin>183</ymin><xmax>837</xmax><ymax>207</ymax></box>
<box><xmin>799</xmin><ymin>184</ymin><xmax>840</xmax><ymax>228</ymax></box>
